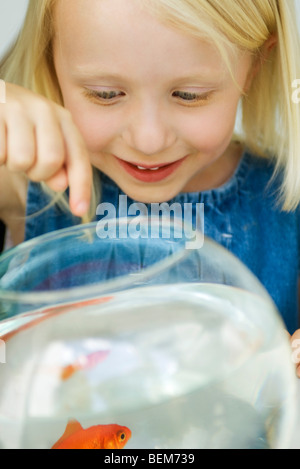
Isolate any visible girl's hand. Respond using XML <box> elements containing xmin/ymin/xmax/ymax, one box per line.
<box><xmin>0</xmin><ymin>82</ymin><xmax>92</xmax><ymax>216</ymax></box>
<box><xmin>290</xmin><ymin>329</ymin><xmax>300</xmax><ymax>378</ymax></box>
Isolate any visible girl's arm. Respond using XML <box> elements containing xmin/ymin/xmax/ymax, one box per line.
<box><xmin>289</xmin><ymin>278</ymin><xmax>300</xmax><ymax>378</ymax></box>
<box><xmin>0</xmin><ymin>165</ymin><xmax>27</xmax><ymax>246</ymax></box>
<box><xmin>291</xmin><ymin>327</ymin><xmax>300</xmax><ymax>379</ymax></box>
<box><xmin>0</xmin><ymin>82</ymin><xmax>93</xmax><ymax>219</ymax></box>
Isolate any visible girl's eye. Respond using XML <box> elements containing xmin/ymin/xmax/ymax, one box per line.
<box><xmin>83</xmin><ymin>89</ymin><xmax>125</xmax><ymax>104</ymax></box>
<box><xmin>95</xmin><ymin>90</ymin><xmax>123</xmax><ymax>100</ymax></box>
<box><xmin>172</xmin><ymin>90</ymin><xmax>211</xmax><ymax>104</ymax></box>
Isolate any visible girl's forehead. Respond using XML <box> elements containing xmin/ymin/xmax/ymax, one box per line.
<box><xmin>53</xmin><ymin>0</ymin><xmax>274</xmax><ymax>54</ymax></box>
<box><xmin>54</xmin><ymin>1</ymin><xmax>222</xmax><ymax>76</ymax></box>
<box><xmin>53</xmin><ymin>0</ymin><xmax>237</xmax><ymax>60</ymax></box>
<box><xmin>53</xmin><ymin>0</ymin><xmax>253</xmax><ymax>88</ymax></box>
<box><xmin>54</xmin><ymin>0</ymin><xmax>214</xmax><ymax>41</ymax></box>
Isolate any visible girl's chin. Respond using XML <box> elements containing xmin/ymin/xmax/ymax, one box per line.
<box><xmin>117</xmin><ymin>185</ymin><xmax>181</xmax><ymax>204</ymax></box>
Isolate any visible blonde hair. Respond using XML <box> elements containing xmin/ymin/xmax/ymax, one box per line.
<box><xmin>1</xmin><ymin>0</ymin><xmax>300</xmax><ymax>213</ymax></box>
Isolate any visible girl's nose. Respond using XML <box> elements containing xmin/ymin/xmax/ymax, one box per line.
<box><xmin>122</xmin><ymin>103</ymin><xmax>176</xmax><ymax>156</ymax></box>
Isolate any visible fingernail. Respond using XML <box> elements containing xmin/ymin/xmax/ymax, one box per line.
<box><xmin>74</xmin><ymin>201</ymin><xmax>89</xmax><ymax>216</ymax></box>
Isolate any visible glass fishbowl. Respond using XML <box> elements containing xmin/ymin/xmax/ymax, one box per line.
<box><xmin>0</xmin><ymin>217</ymin><xmax>296</xmax><ymax>449</ymax></box>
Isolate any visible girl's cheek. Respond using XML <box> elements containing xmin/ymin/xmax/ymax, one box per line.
<box><xmin>181</xmin><ymin>112</ymin><xmax>235</xmax><ymax>153</ymax></box>
<box><xmin>58</xmin><ymin>88</ymin><xmax>117</xmax><ymax>151</ymax></box>
<box><xmin>71</xmin><ymin>109</ymin><xmax>118</xmax><ymax>152</ymax></box>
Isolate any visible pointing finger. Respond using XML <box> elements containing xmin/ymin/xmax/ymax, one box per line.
<box><xmin>0</xmin><ymin>120</ymin><xmax>6</xmax><ymax>166</ymax></box>
<box><xmin>60</xmin><ymin>113</ymin><xmax>93</xmax><ymax>217</ymax></box>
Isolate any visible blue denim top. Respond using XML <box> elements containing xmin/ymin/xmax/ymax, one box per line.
<box><xmin>25</xmin><ymin>150</ymin><xmax>300</xmax><ymax>334</ymax></box>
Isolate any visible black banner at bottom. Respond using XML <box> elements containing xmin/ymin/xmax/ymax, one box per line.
<box><xmin>93</xmin><ymin>451</ymin><xmax>198</xmax><ymax>465</ymax></box>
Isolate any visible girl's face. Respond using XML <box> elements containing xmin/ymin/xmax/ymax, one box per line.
<box><xmin>53</xmin><ymin>0</ymin><xmax>254</xmax><ymax>203</ymax></box>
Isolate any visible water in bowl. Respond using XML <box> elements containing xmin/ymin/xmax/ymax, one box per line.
<box><xmin>0</xmin><ymin>282</ymin><xmax>295</xmax><ymax>449</ymax></box>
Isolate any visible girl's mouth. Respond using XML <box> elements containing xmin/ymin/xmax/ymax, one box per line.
<box><xmin>114</xmin><ymin>156</ymin><xmax>186</xmax><ymax>183</ymax></box>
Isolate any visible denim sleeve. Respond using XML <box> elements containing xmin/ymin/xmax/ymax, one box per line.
<box><xmin>298</xmin><ymin>206</ymin><xmax>300</xmax><ymax>274</ymax></box>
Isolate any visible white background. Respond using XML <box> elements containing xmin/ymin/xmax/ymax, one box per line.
<box><xmin>1</xmin><ymin>0</ymin><xmax>300</xmax><ymax>59</ymax></box>
<box><xmin>0</xmin><ymin>0</ymin><xmax>29</xmax><ymax>59</ymax></box>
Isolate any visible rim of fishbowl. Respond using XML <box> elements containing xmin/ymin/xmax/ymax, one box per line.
<box><xmin>0</xmin><ymin>216</ymin><xmax>194</xmax><ymax>305</ymax></box>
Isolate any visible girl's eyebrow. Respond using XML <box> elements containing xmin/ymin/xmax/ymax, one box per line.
<box><xmin>72</xmin><ymin>69</ymin><xmax>224</xmax><ymax>87</ymax></box>
<box><xmin>71</xmin><ymin>70</ymin><xmax>127</xmax><ymax>82</ymax></box>
<box><xmin>169</xmin><ymin>74</ymin><xmax>224</xmax><ymax>87</ymax></box>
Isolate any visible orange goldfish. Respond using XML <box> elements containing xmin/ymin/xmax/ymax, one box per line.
<box><xmin>61</xmin><ymin>350</ymin><xmax>110</xmax><ymax>381</ymax></box>
<box><xmin>52</xmin><ymin>419</ymin><xmax>131</xmax><ymax>450</ymax></box>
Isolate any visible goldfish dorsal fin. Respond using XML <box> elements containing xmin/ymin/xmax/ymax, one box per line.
<box><xmin>66</xmin><ymin>419</ymin><xmax>84</xmax><ymax>435</ymax></box>
<box><xmin>52</xmin><ymin>419</ymin><xmax>84</xmax><ymax>449</ymax></box>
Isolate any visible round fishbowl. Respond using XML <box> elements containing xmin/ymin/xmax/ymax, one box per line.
<box><xmin>0</xmin><ymin>217</ymin><xmax>296</xmax><ymax>449</ymax></box>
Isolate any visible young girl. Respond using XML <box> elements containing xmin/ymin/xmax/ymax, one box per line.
<box><xmin>1</xmin><ymin>0</ymin><xmax>300</xmax><ymax>342</ymax></box>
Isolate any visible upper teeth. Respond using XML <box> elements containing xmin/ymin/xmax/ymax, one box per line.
<box><xmin>137</xmin><ymin>166</ymin><xmax>160</xmax><ymax>171</ymax></box>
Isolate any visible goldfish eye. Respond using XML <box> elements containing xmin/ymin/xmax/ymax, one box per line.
<box><xmin>119</xmin><ymin>432</ymin><xmax>126</xmax><ymax>441</ymax></box>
